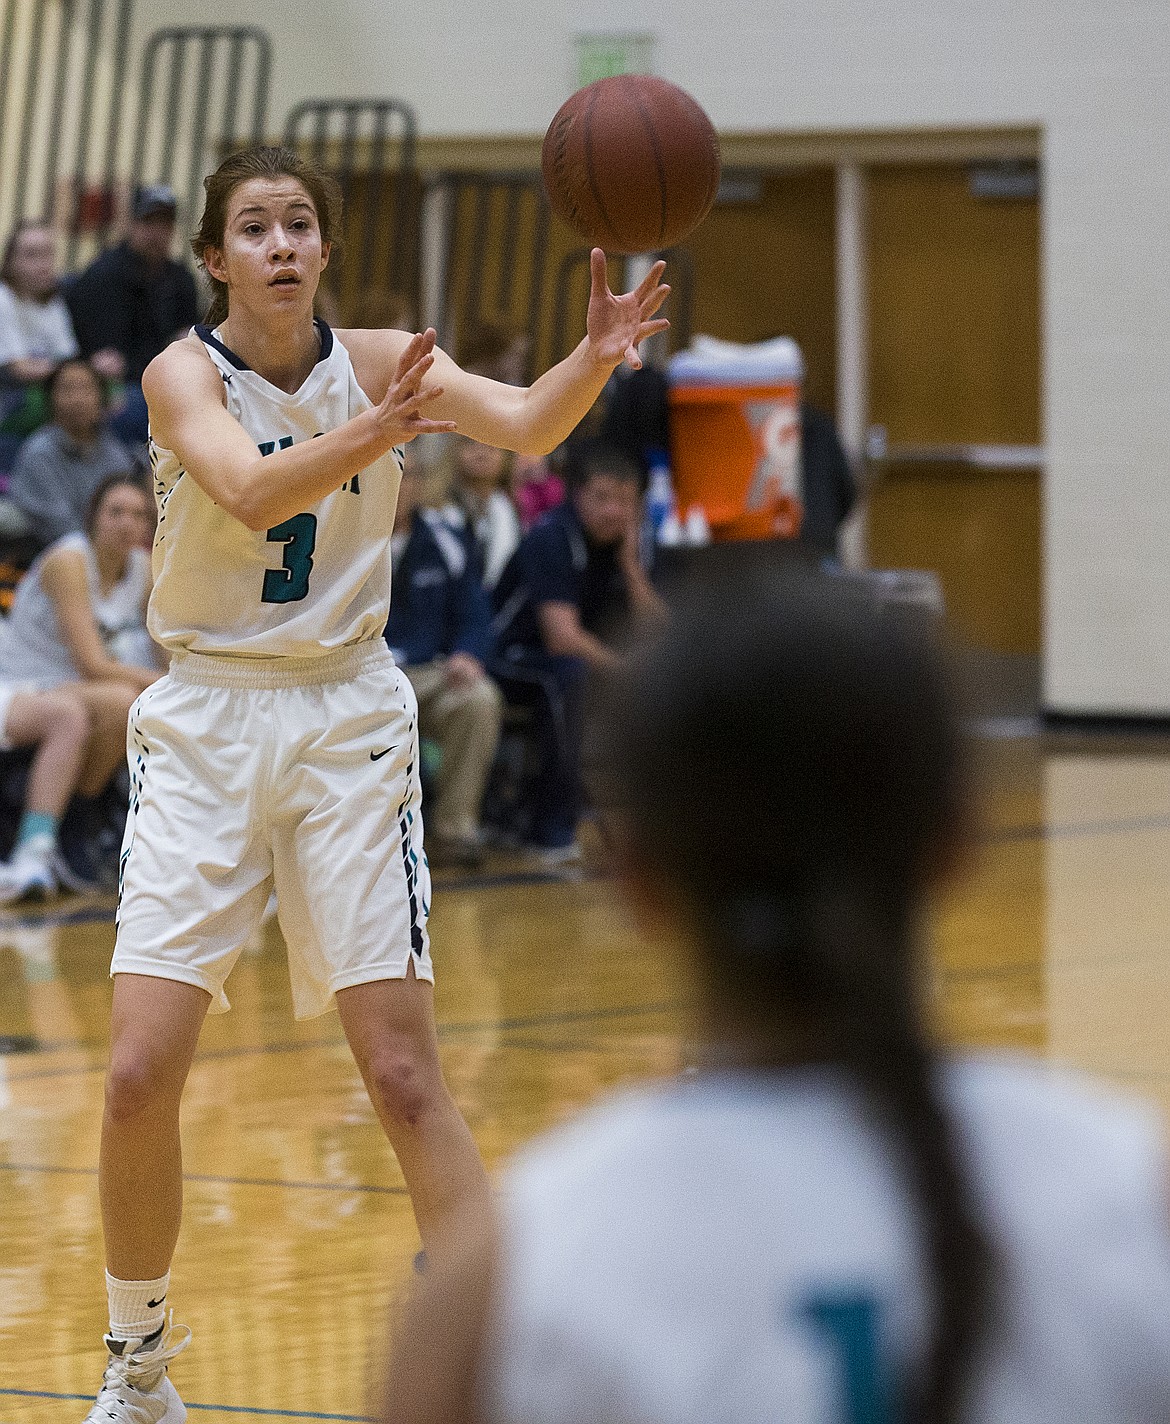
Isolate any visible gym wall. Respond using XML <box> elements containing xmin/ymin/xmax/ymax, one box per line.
<box><xmin>131</xmin><ymin>0</ymin><xmax>1170</xmax><ymax>716</ymax></box>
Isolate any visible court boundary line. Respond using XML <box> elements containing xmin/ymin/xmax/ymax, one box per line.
<box><xmin>0</xmin><ymin>1161</ymin><xmax>409</xmax><ymax>1195</ymax></box>
<box><xmin>0</xmin><ymin>1389</ymin><xmax>372</xmax><ymax>1421</ymax></box>
<box><xmin>2</xmin><ymin>1000</ymin><xmax>681</xmax><ymax>1083</ymax></box>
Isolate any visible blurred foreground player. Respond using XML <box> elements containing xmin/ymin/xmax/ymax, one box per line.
<box><xmin>80</xmin><ymin>144</ymin><xmax>668</xmax><ymax>1424</ymax></box>
<box><xmin>383</xmin><ymin>570</ymin><xmax>1170</xmax><ymax>1424</ymax></box>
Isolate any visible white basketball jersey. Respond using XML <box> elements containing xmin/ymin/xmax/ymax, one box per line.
<box><xmin>147</xmin><ymin>321</ymin><xmax>404</xmax><ymax>659</ymax></box>
<box><xmin>485</xmin><ymin>1056</ymin><xmax>1170</xmax><ymax>1424</ymax></box>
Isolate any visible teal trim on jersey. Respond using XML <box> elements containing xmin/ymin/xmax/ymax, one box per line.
<box><xmin>797</xmin><ymin>1292</ymin><xmax>892</xmax><ymax>1424</ymax></box>
<box><xmin>262</xmin><ymin>513</ymin><xmax>318</xmax><ymax>604</ymax></box>
<box><xmin>258</xmin><ymin>435</ymin><xmax>295</xmax><ymax>456</ymax></box>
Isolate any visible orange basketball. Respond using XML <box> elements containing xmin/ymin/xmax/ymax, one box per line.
<box><xmin>541</xmin><ymin>75</ymin><xmax>721</xmax><ymax>255</ymax></box>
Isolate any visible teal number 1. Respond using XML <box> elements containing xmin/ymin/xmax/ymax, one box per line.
<box><xmin>797</xmin><ymin>1292</ymin><xmax>891</xmax><ymax>1424</ymax></box>
<box><xmin>263</xmin><ymin>513</ymin><xmax>317</xmax><ymax>603</ymax></box>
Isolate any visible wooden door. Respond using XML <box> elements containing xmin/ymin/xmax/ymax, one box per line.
<box><xmin>865</xmin><ymin>164</ymin><xmax>1041</xmax><ymax>653</ymax></box>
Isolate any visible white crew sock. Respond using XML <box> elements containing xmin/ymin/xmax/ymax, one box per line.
<box><xmin>106</xmin><ymin>1270</ymin><xmax>170</xmax><ymax>1345</ymax></box>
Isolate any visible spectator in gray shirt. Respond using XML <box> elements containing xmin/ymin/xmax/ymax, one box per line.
<box><xmin>9</xmin><ymin>359</ymin><xmax>139</xmax><ymax>548</ymax></box>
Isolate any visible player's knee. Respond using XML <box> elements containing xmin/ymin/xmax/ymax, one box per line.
<box><xmin>104</xmin><ymin>1047</ymin><xmax>172</xmax><ymax>1122</ymax></box>
<box><xmin>366</xmin><ymin>1047</ymin><xmax>437</xmax><ymax>1129</ymax></box>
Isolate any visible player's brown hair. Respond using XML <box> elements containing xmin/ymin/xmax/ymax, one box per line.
<box><xmin>191</xmin><ymin>146</ymin><xmax>343</xmax><ymax>327</ymax></box>
<box><xmin>609</xmin><ymin>569</ymin><xmax>995</xmax><ymax>1424</ymax></box>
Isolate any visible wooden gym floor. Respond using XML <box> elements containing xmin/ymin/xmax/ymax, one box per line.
<box><xmin>2</xmin><ymin>732</ymin><xmax>1169</xmax><ymax>1423</ymax></box>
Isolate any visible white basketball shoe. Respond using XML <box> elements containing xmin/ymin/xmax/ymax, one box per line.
<box><xmin>82</xmin><ymin>1319</ymin><xmax>191</xmax><ymax>1424</ymax></box>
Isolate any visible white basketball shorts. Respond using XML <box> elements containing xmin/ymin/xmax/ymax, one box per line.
<box><xmin>113</xmin><ymin>641</ymin><xmax>433</xmax><ymax>1018</ymax></box>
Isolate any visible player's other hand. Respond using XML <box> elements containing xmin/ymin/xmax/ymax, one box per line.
<box><xmin>585</xmin><ymin>249</ymin><xmax>670</xmax><ymax>372</ymax></box>
<box><xmin>375</xmin><ymin>329</ymin><xmax>458</xmax><ymax>445</ymax></box>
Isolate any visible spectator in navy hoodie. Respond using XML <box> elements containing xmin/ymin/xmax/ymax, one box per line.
<box><xmin>385</xmin><ymin>453</ymin><xmax>502</xmax><ymax>869</ymax></box>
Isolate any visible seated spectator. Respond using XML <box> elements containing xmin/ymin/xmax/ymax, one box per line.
<box><xmin>510</xmin><ymin>451</ymin><xmax>565</xmax><ymax>531</ymax></box>
<box><xmin>441</xmin><ymin>434</ymin><xmax>521</xmax><ymax>589</ymax></box>
<box><xmin>0</xmin><ymin>221</ymin><xmax>80</xmax><ymax>392</ymax></box>
<box><xmin>8</xmin><ymin>359</ymin><xmax>140</xmax><ymax>548</ymax></box>
<box><xmin>491</xmin><ymin>442</ymin><xmax>666</xmax><ymax>860</ymax></box>
<box><xmin>0</xmin><ymin>472</ymin><xmax>160</xmax><ymax>880</ymax></box>
<box><xmin>799</xmin><ymin>400</ymin><xmax>856</xmax><ymax>561</ymax></box>
<box><xmin>385</xmin><ymin>454</ymin><xmax>502</xmax><ymax>869</ymax></box>
<box><xmin>65</xmin><ymin>185</ymin><xmax>199</xmax><ymax>443</ymax></box>
<box><xmin>0</xmin><ymin>219</ymin><xmax>94</xmax><ymax>493</ymax></box>
<box><xmin>0</xmin><ymin>681</ymin><xmax>94</xmax><ymax>901</ymax></box>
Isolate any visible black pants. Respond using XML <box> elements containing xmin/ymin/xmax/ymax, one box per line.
<box><xmin>489</xmin><ymin>649</ymin><xmax>587</xmax><ymax>850</ymax></box>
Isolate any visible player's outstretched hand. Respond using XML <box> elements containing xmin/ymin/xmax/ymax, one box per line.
<box><xmin>586</xmin><ymin>249</ymin><xmax>670</xmax><ymax>372</ymax></box>
<box><xmin>375</xmin><ymin>329</ymin><xmax>458</xmax><ymax>443</ymax></box>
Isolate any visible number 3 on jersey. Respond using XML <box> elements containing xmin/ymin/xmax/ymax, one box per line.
<box><xmin>257</xmin><ymin>437</ymin><xmax>315</xmax><ymax>604</ymax></box>
<box><xmin>263</xmin><ymin>514</ymin><xmax>317</xmax><ymax>604</ymax></box>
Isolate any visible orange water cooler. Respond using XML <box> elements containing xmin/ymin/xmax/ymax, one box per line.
<box><xmin>667</xmin><ymin>337</ymin><xmax>804</xmax><ymax>541</ymax></box>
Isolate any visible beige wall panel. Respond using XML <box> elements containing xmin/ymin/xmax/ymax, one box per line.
<box><xmin>114</xmin><ymin>0</ymin><xmax>1170</xmax><ymax>711</ymax></box>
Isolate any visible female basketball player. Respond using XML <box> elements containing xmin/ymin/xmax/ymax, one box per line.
<box><xmin>81</xmin><ymin>145</ymin><xmax>668</xmax><ymax>1424</ymax></box>
<box><xmin>382</xmin><ymin>571</ymin><xmax>1170</xmax><ymax>1424</ymax></box>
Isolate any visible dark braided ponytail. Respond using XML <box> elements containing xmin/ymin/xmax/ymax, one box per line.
<box><xmin>611</xmin><ymin>569</ymin><xmax>995</xmax><ymax>1423</ymax></box>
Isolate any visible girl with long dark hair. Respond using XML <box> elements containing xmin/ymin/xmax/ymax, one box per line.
<box><xmin>383</xmin><ymin>569</ymin><xmax>1170</xmax><ymax>1424</ymax></box>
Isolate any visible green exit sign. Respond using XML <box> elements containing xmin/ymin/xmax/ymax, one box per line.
<box><xmin>575</xmin><ymin>33</ymin><xmax>655</xmax><ymax>86</ymax></box>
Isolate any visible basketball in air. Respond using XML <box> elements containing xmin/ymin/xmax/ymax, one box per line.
<box><xmin>541</xmin><ymin>75</ymin><xmax>721</xmax><ymax>255</ymax></box>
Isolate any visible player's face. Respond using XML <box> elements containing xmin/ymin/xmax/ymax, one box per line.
<box><xmin>208</xmin><ymin>177</ymin><xmax>330</xmax><ymax>315</ymax></box>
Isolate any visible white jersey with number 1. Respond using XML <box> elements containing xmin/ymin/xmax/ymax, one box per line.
<box><xmin>485</xmin><ymin>1057</ymin><xmax>1170</xmax><ymax>1424</ymax></box>
<box><xmin>147</xmin><ymin>320</ymin><xmax>404</xmax><ymax>660</ymax></box>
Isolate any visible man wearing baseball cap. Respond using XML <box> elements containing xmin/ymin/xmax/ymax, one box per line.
<box><xmin>65</xmin><ymin>184</ymin><xmax>199</xmax><ymax>440</ymax></box>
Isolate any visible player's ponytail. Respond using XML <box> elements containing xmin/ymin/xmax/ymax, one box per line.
<box><xmin>610</xmin><ymin>568</ymin><xmax>996</xmax><ymax>1424</ymax></box>
<box><xmin>724</xmin><ymin>882</ymin><xmax>992</xmax><ymax>1421</ymax></box>
<box><xmin>192</xmin><ymin>146</ymin><xmax>343</xmax><ymax>327</ymax></box>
